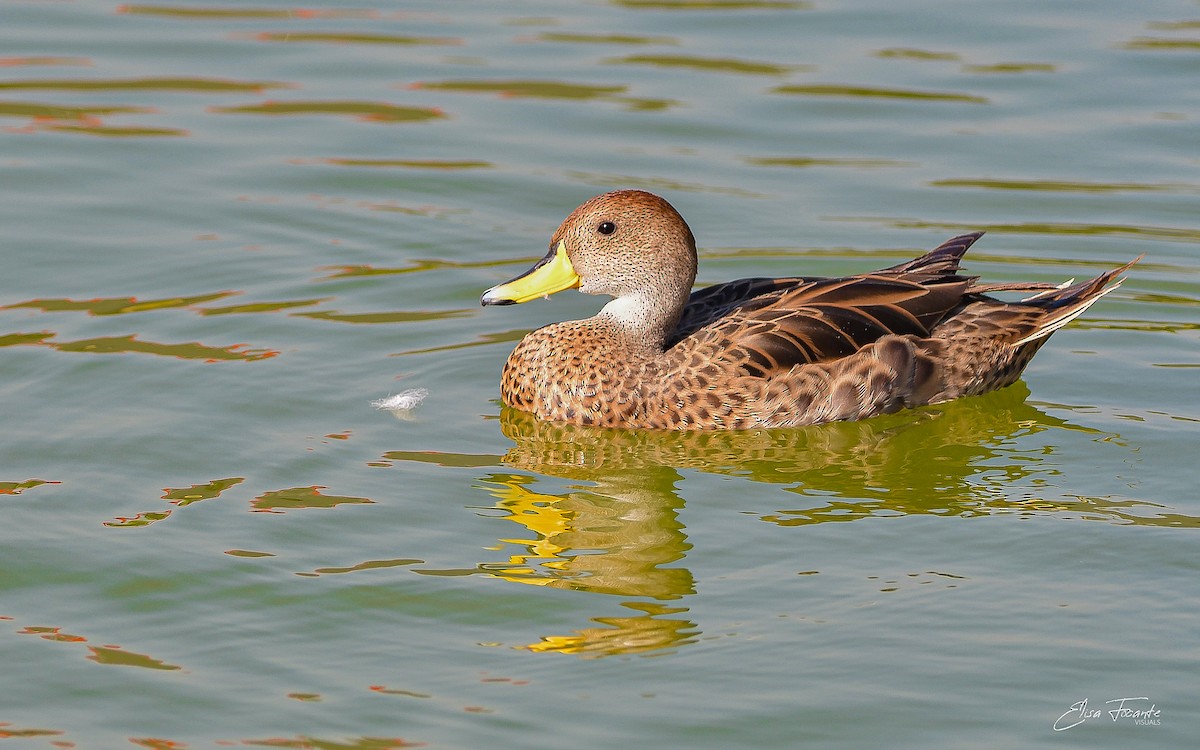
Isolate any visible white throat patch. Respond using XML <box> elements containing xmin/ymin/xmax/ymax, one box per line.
<box><xmin>599</xmin><ymin>294</ymin><xmax>651</xmax><ymax>328</ymax></box>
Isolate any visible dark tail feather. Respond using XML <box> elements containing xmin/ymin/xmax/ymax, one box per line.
<box><xmin>1010</xmin><ymin>255</ymin><xmax>1141</xmax><ymax>346</ymax></box>
<box><xmin>878</xmin><ymin>231</ymin><xmax>985</xmax><ymax>278</ymax></box>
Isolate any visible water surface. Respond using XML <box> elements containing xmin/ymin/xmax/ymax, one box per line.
<box><xmin>1</xmin><ymin>1</ymin><xmax>1197</xmax><ymax>747</ymax></box>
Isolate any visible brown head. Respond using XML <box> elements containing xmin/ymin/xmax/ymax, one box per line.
<box><xmin>481</xmin><ymin>190</ymin><xmax>699</xmax><ymax>347</ymax></box>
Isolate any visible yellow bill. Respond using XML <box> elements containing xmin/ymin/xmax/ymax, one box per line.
<box><xmin>480</xmin><ymin>240</ymin><xmax>580</xmax><ymax>306</ymax></box>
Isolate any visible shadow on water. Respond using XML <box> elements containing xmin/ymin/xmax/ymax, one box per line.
<box><xmin>387</xmin><ymin>383</ymin><xmax>1192</xmax><ymax>657</ymax></box>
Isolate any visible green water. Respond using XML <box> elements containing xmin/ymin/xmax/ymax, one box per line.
<box><xmin>1</xmin><ymin>1</ymin><xmax>1197</xmax><ymax>747</ymax></box>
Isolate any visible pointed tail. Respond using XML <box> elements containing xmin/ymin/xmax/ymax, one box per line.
<box><xmin>1010</xmin><ymin>256</ymin><xmax>1141</xmax><ymax>346</ymax></box>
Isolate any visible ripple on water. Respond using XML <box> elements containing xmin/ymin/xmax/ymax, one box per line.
<box><xmin>3</xmin><ymin>292</ymin><xmax>236</xmax><ymax>315</ymax></box>
<box><xmin>162</xmin><ymin>477</ymin><xmax>246</xmax><ymax>507</ymax></box>
<box><xmin>315</xmin><ymin>157</ymin><xmax>493</xmax><ymax>170</ymax></box>
<box><xmin>771</xmin><ymin>83</ymin><xmax>989</xmax><ymax>103</ymax></box>
<box><xmin>960</xmin><ymin>62</ymin><xmax>1057</xmax><ymax>74</ymax></box>
<box><xmin>0</xmin><ymin>332</ymin><xmax>278</xmax><ymax>361</ymax></box>
<box><xmin>533</xmin><ymin>31</ymin><xmax>680</xmax><ymax>46</ymax></box>
<box><xmin>604</xmin><ymin>53</ymin><xmax>806</xmax><ymax>76</ymax></box>
<box><xmin>292</xmin><ymin>308</ymin><xmax>472</xmax><ymax>324</ymax></box>
<box><xmin>407</xmin><ymin>78</ymin><xmax>679</xmax><ymax>111</ymax></box>
<box><xmin>929</xmin><ymin>177</ymin><xmax>1200</xmax><ymax>193</ymax></box>
<box><xmin>0</xmin><ymin>479</ymin><xmax>60</xmax><ymax>495</ymax></box>
<box><xmin>250</xmin><ymin>32</ymin><xmax>463</xmax><ymax>46</ymax></box>
<box><xmin>11</xmin><ymin>622</ymin><xmax>181</xmax><ymax>670</ymax></box>
<box><xmin>250</xmin><ymin>485</ymin><xmax>375</xmax><ymax>513</ymax></box>
<box><xmin>210</xmin><ymin>100</ymin><xmax>447</xmax><ymax>123</ymax></box>
<box><xmin>0</xmin><ymin>56</ymin><xmax>92</xmax><ymax>67</ymax></box>
<box><xmin>0</xmin><ymin>77</ymin><xmax>290</xmax><ymax>92</ymax></box>
<box><xmin>745</xmin><ymin>155</ymin><xmax>917</xmax><ymax>169</ymax></box>
<box><xmin>0</xmin><ymin>101</ymin><xmax>149</xmax><ymax>119</ymax></box>
<box><xmin>835</xmin><ymin>216</ymin><xmax>1200</xmax><ymax>243</ymax></box>
<box><xmin>116</xmin><ymin>5</ymin><xmax>378</xmax><ymax>20</ymax></box>
<box><xmin>297</xmin><ymin>558</ymin><xmax>424</xmax><ymax>578</ymax></box>
<box><xmin>2</xmin><ymin>0</ymin><xmax>1197</xmax><ymax>744</ymax></box>
<box><xmin>1123</xmin><ymin>37</ymin><xmax>1200</xmax><ymax>51</ymax></box>
<box><xmin>609</xmin><ymin>0</ymin><xmax>810</xmax><ymax>9</ymax></box>
<box><xmin>874</xmin><ymin>48</ymin><xmax>961</xmax><ymax>61</ymax></box>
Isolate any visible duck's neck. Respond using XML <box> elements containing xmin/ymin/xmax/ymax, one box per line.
<box><xmin>597</xmin><ymin>288</ymin><xmax>689</xmax><ymax>356</ymax></box>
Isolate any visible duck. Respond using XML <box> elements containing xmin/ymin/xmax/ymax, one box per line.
<box><xmin>480</xmin><ymin>190</ymin><xmax>1135</xmax><ymax>430</ymax></box>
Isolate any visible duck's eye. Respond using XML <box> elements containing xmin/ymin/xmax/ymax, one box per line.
<box><xmin>597</xmin><ymin>221</ymin><xmax>616</xmax><ymax>236</ymax></box>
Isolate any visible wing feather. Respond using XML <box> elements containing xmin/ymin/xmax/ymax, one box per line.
<box><xmin>667</xmin><ymin>236</ymin><xmax>984</xmax><ymax>374</ymax></box>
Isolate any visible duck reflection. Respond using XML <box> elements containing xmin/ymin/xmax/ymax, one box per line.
<box><xmin>494</xmin><ymin>382</ymin><xmax>1099</xmax><ymax>524</ymax></box>
<box><xmin>475</xmin><ymin>431</ymin><xmax>699</xmax><ymax>656</ymax></box>
<box><xmin>391</xmin><ymin>385</ymin><xmax>1130</xmax><ymax>657</ymax></box>
<box><xmin>479</xmin><ymin>467</ymin><xmax>693</xmax><ymax>600</ymax></box>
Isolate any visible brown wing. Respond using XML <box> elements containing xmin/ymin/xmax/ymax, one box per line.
<box><xmin>668</xmin><ymin>233</ymin><xmax>982</xmax><ymax>374</ymax></box>
<box><xmin>672</xmin><ymin>231</ymin><xmax>984</xmax><ymax>341</ymax></box>
<box><xmin>671</xmin><ymin>276</ymin><xmax>814</xmax><ymax>342</ymax></box>
<box><xmin>694</xmin><ymin>275</ymin><xmax>971</xmax><ymax>376</ymax></box>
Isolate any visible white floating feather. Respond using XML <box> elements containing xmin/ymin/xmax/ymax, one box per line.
<box><xmin>371</xmin><ymin>388</ymin><xmax>429</xmax><ymax>413</ymax></box>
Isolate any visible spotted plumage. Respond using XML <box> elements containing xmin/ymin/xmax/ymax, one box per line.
<box><xmin>481</xmin><ymin>190</ymin><xmax>1136</xmax><ymax>430</ymax></box>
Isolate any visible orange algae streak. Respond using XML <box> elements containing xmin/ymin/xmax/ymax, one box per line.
<box><xmin>364</xmin><ymin>202</ymin><xmax>459</xmax><ymax>217</ymax></box>
<box><xmin>316</xmin><ymin>256</ymin><xmax>517</xmax><ymax>279</ymax></box>
<box><xmin>0</xmin><ymin>479</ymin><xmax>60</xmax><ymax>495</ymax></box>
<box><xmin>163</xmin><ymin>477</ymin><xmax>245</xmax><ymax>506</ymax></box>
<box><xmin>199</xmin><ymin>298</ymin><xmax>328</xmax><ymax>315</ymax></box>
<box><xmin>117</xmin><ymin>5</ymin><xmax>378</xmax><ymax>20</ymax></box>
<box><xmin>607</xmin><ymin>53</ymin><xmax>799</xmax><ymax>75</ymax></box>
<box><xmin>129</xmin><ymin>739</ymin><xmax>188</xmax><ymax>749</ymax></box>
<box><xmin>369</xmin><ymin>686</ymin><xmax>431</xmax><ymax>698</ymax></box>
<box><xmin>0</xmin><ymin>100</ymin><xmax>151</xmax><ymax>120</ymax></box>
<box><xmin>409</xmin><ymin>79</ymin><xmax>625</xmax><ymax>100</ymax></box>
<box><xmin>3</xmin><ymin>292</ymin><xmax>235</xmax><ymax>315</ymax></box>
<box><xmin>105</xmin><ymin>478</ymin><xmax>244</xmax><ymax>529</ymax></box>
<box><xmin>0</xmin><ymin>725</ymin><xmax>65</xmax><ymax>740</ymax></box>
<box><xmin>771</xmin><ymin>83</ymin><xmax>988</xmax><ymax>103</ymax></box>
<box><xmin>51</xmin><ymin>334</ymin><xmax>278</xmax><ymax>362</ymax></box>
<box><xmin>0</xmin><ymin>56</ymin><xmax>90</xmax><ymax>67</ymax></box>
<box><xmin>251</xmin><ymin>485</ymin><xmax>374</xmax><ymax>513</ymax></box>
<box><xmin>379</xmin><ymin>450</ymin><xmax>501</xmax><ymax>468</ymax></box>
<box><xmin>321</xmin><ymin>158</ymin><xmax>491</xmax><ymax>169</ymax></box>
<box><xmin>0</xmin><ymin>77</ymin><xmax>290</xmax><ymax>93</ymax></box>
<box><xmin>18</xmin><ymin>626</ymin><xmax>87</xmax><ymax>643</ymax></box>
<box><xmin>613</xmin><ymin>0</ymin><xmax>808</xmax><ymax>7</ymax></box>
<box><xmin>238</xmin><ymin>737</ymin><xmax>423</xmax><ymax>749</ymax></box>
<box><xmin>211</xmin><ymin>100</ymin><xmax>445</xmax><ymax>123</ymax></box>
<box><xmin>104</xmin><ymin>511</ymin><xmax>172</xmax><ymax>528</ymax></box>
<box><xmin>0</xmin><ymin>332</ymin><xmax>55</xmax><ymax>348</ymax></box>
<box><xmin>86</xmin><ymin>645</ymin><xmax>182</xmax><ymax>671</ymax></box>
<box><xmin>534</xmin><ymin>31</ymin><xmax>679</xmax><ymax>45</ymax></box>
<box><xmin>30</xmin><ymin>123</ymin><xmax>188</xmax><ymax>137</ymax></box>
<box><xmin>293</xmin><ymin>308</ymin><xmax>470</xmax><ymax>324</ymax></box>
<box><xmin>406</xmin><ymin>79</ymin><xmax>675</xmax><ymax>110</ymax></box>
<box><xmin>253</xmin><ymin>32</ymin><xmax>462</xmax><ymax>46</ymax></box>
<box><xmin>307</xmin><ymin>558</ymin><xmax>423</xmax><ymax>576</ymax></box>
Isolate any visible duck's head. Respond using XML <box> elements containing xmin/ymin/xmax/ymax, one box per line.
<box><xmin>480</xmin><ymin>191</ymin><xmax>698</xmax><ymax>325</ymax></box>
